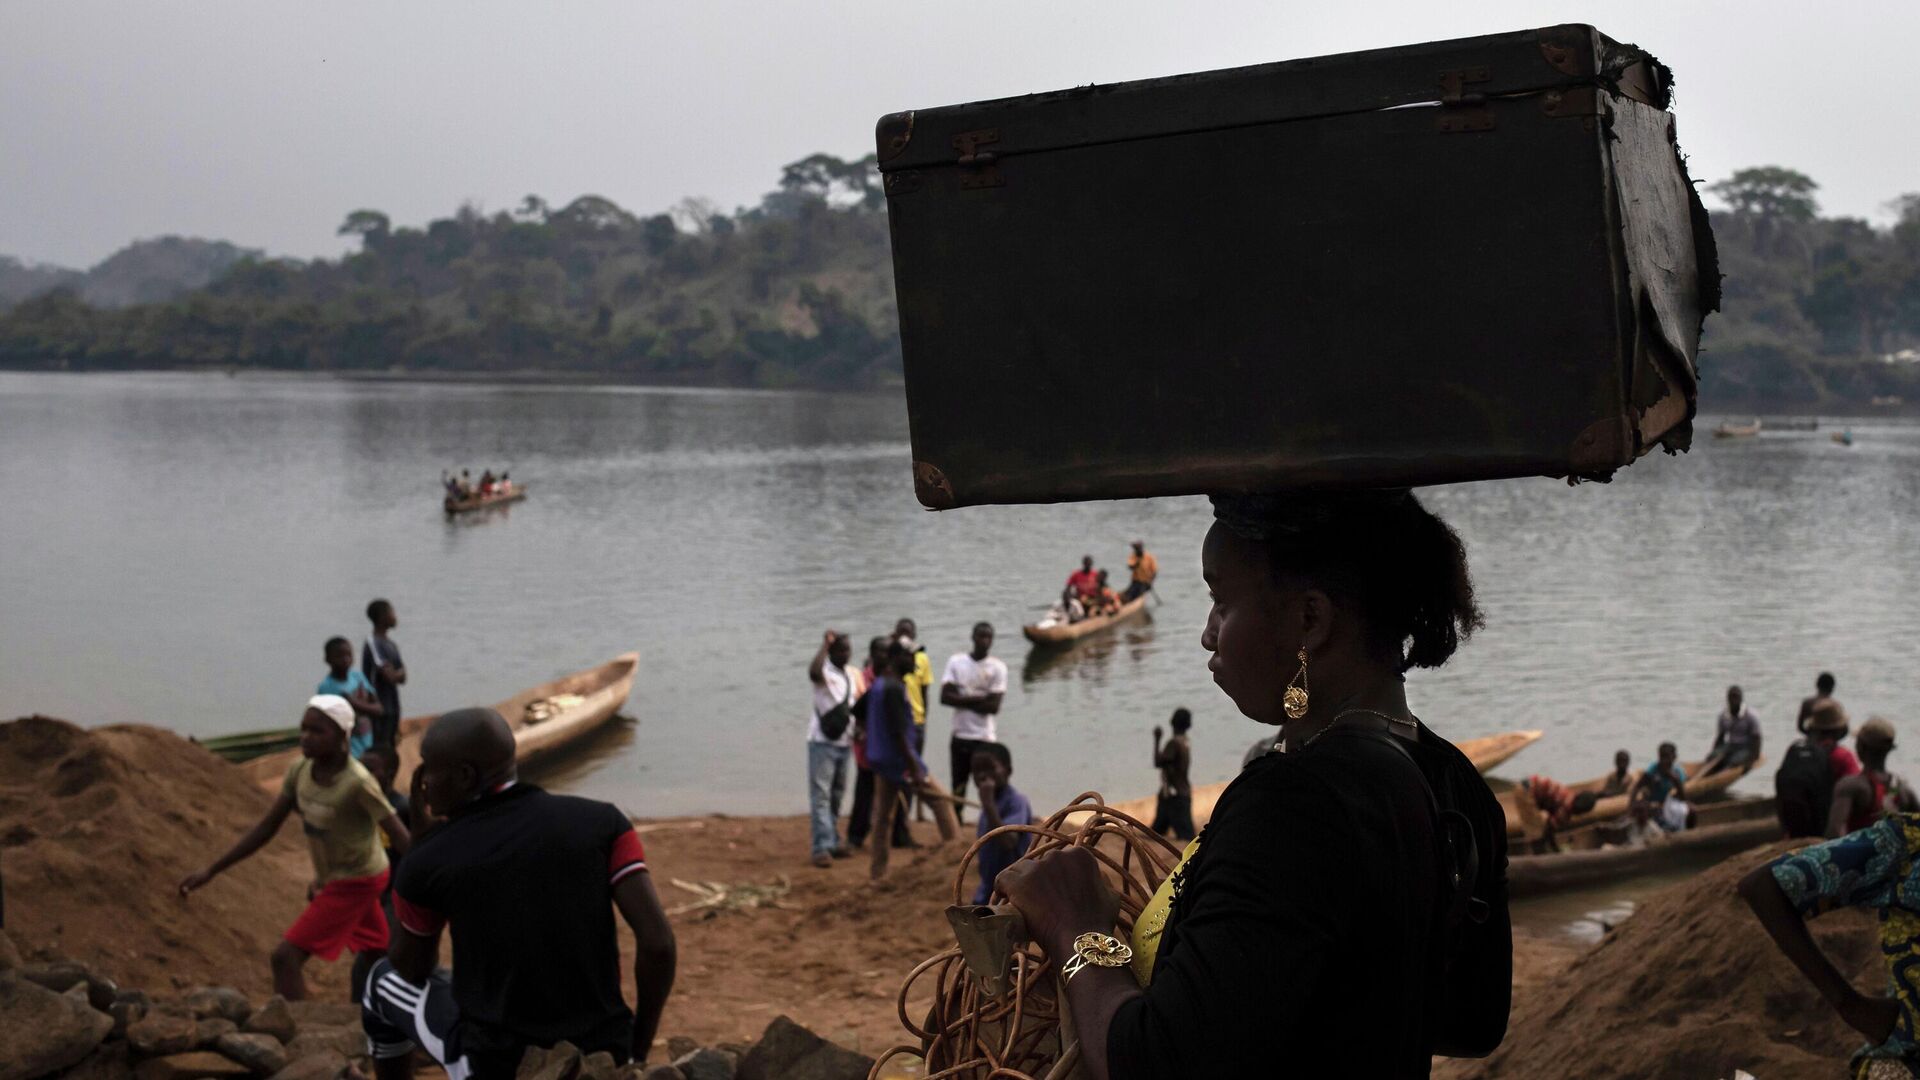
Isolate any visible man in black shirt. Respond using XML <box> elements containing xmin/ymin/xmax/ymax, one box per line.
<box><xmin>360</xmin><ymin>709</ymin><xmax>676</xmax><ymax>1080</ymax></box>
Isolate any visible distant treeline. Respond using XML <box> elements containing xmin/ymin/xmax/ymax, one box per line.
<box><xmin>3</xmin><ymin>161</ymin><xmax>1919</xmax><ymax>402</ymax></box>
<box><xmin>0</xmin><ymin>154</ymin><xmax>900</xmax><ymax>388</ymax></box>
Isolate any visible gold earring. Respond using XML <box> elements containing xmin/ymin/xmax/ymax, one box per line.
<box><xmin>1283</xmin><ymin>648</ymin><xmax>1310</xmax><ymax>719</ymax></box>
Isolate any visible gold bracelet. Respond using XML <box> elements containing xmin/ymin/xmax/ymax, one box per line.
<box><xmin>1060</xmin><ymin>931</ymin><xmax>1132</xmax><ymax>983</ymax></box>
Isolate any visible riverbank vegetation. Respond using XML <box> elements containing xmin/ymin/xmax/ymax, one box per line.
<box><xmin>2</xmin><ymin>160</ymin><xmax>1918</xmax><ymax>400</ymax></box>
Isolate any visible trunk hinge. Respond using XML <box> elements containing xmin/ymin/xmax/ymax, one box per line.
<box><xmin>1437</xmin><ymin>67</ymin><xmax>1494</xmax><ymax>133</ymax></box>
<box><xmin>953</xmin><ymin>129</ymin><xmax>1005</xmax><ymax>189</ymax></box>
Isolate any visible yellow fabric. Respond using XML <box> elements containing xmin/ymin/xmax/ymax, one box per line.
<box><xmin>1130</xmin><ymin>836</ymin><xmax>1201</xmax><ymax>986</ymax></box>
<box><xmin>905</xmin><ymin>650</ymin><xmax>932</xmax><ymax>728</ymax></box>
<box><xmin>280</xmin><ymin>757</ymin><xmax>394</xmax><ymax>883</ymax></box>
<box><xmin>1128</xmin><ymin>551</ymin><xmax>1159</xmax><ymax>585</ymax></box>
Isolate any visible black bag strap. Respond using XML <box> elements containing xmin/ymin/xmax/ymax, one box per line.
<box><xmin>1327</xmin><ymin>725</ymin><xmax>1486</xmax><ymax>929</ymax></box>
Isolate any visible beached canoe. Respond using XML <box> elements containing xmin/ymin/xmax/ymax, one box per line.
<box><xmin>243</xmin><ymin>651</ymin><xmax>639</xmax><ymax>793</ymax></box>
<box><xmin>196</xmin><ymin>727</ymin><xmax>302</xmax><ymax>763</ymax></box>
<box><xmin>1500</xmin><ymin>757</ymin><xmax>1760</xmax><ymax>840</ymax></box>
<box><xmin>444</xmin><ymin>487</ymin><xmax>528</xmax><ymax>514</ymax></box>
<box><xmin>1102</xmin><ymin>729</ymin><xmax>1546</xmax><ymax>830</ymax></box>
<box><xmin>1508</xmin><ymin>797</ymin><xmax>1780</xmax><ymax>897</ymax></box>
<box><xmin>1023</xmin><ymin>593</ymin><xmax>1149</xmax><ymax>645</ymax></box>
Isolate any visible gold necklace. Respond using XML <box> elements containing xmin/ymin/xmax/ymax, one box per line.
<box><xmin>1276</xmin><ymin>707</ymin><xmax>1414</xmax><ymax>754</ymax></box>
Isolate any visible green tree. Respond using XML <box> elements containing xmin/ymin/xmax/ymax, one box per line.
<box><xmin>337</xmin><ymin>209</ymin><xmax>392</xmax><ymax>251</ymax></box>
<box><xmin>1709</xmin><ymin>167</ymin><xmax>1819</xmax><ymax>221</ymax></box>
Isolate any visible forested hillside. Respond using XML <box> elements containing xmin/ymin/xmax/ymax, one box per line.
<box><xmin>2</xmin><ymin>158</ymin><xmax>1918</xmax><ymax>401</ymax></box>
<box><xmin>0</xmin><ymin>237</ymin><xmax>256</xmax><ymax>309</ymax></box>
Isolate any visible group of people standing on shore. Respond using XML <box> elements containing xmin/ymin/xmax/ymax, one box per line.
<box><xmin>178</xmin><ymin>600</ymin><xmax>680</xmax><ymax>1078</ymax></box>
<box><xmin>804</xmin><ymin>618</ymin><xmax>1028</xmax><ymax>894</ymax></box>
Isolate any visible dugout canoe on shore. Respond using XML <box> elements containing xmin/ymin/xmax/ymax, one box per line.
<box><xmin>1501</xmin><ymin>757</ymin><xmax>1759</xmax><ymax>840</ymax></box>
<box><xmin>1101</xmin><ymin>729</ymin><xmax>1544</xmax><ymax>829</ymax></box>
<box><xmin>1508</xmin><ymin>796</ymin><xmax>1780</xmax><ymax>897</ymax></box>
<box><xmin>1023</xmin><ymin>593</ymin><xmax>1150</xmax><ymax>645</ymax></box>
<box><xmin>444</xmin><ymin>487</ymin><xmax>528</xmax><ymax>514</ymax></box>
<box><xmin>240</xmin><ymin>651</ymin><xmax>639</xmax><ymax>792</ymax></box>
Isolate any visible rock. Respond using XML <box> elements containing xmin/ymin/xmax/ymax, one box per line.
<box><xmin>578</xmin><ymin>1051</ymin><xmax>618</xmax><ymax>1080</ymax></box>
<box><xmin>714</xmin><ymin>1045</ymin><xmax>749</xmax><ymax>1061</ymax></box>
<box><xmin>263</xmin><ymin>1052</ymin><xmax>347</xmax><ymax>1080</ymax></box>
<box><xmin>215</xmin><ymin>1033</ymin><xmax>290</xmax><ymax>1076</ymax></box>
<box><xmin>127</xmin><ymin>1011</ymin><xmax>202</xmax><ymax>1057</ymax></box>
<box><xmin>670</xmin><ymin>1049</ymin><xmax>733</xmax><ymax>1080</ymax></box>
<box><xmin>242</xmin><ymin>998</ymin><xmax>298</xmax><ymax>1045</ymax></box>
<box><xmin>636</xmin><ymin>1068</ymin><xmax>683</xmax><ymax>1080</ymax></box>
<box><xmin>517</xmin><ymin>1040</ymin><xmax>581</xmax><ymax>1080</ymax></box>
<box><xmin>195</xmin><ymin>1019</ymin><xmax>239</xmax><ymax>1048</ymax></box>
<box><xmin>0</xmin><ymin>975</ymin><xmax>115</xmax><ymax>1080</ymax></box>
<box><xmin>283</xmin><ymin>1002</ymin><xmax>359</xmax><ymax>1030</ymax></box>
<box><xmin>19</xmin><ymin>959</ymin><xmax>119</xmax><ymax>1011</ymax></box>
<box><xmin>282</xmin><ymin>1028</ymin><xmax>363</xmax><ymax>1063</ymax></box>
<box><xmin>185</xmin><ymin>989</ymin><xmax>254</xmax><ymax>1024</ymax></box>
<box><xmin>64</xmin><ymin>1042</ymin><xmax>135</xmax><ymax>1080</ymax></box>
<box><xmin>133</xmin><ymin>1051</ymin><xmax>254</xmax><ymax>1080</ymax></box>
<box><xmin>735</xmin><ymin>1016</ymin><xmax>872</xmax><ymax>1080</ymax></box>
<box><xmin>664</xmin><ymin>1039</ymin><xmax>699</xmax><ymax>1062</ymax></box>
<box><xmin>110</xmin><ymin>990</ymin><xmax>154</xmax><ymax>1040</ymax></box>
<box><xmin>0</xmin><ymin>929</ymin><xmax>20</xmax><ymax>972</ymax></box>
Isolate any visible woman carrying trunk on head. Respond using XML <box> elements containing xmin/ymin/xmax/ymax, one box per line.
<box><xmin>998</xmin><ymin>491</ymin><xmax>1509</xmax><ymax>1078</ymax></box>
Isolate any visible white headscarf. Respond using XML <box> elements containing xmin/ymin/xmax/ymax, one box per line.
<box><xmin>308</xmin><ymin>694</ymin><xmax>355</xmax><ymax>735</ymax></box>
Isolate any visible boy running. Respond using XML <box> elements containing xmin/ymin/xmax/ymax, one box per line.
<box><xmin>179</xmin><ymin>695</ymin><xmax>410</xmax><ymax>1001</ymax></box>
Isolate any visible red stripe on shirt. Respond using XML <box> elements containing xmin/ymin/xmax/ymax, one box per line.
<box><xmin>392</xmin><ymin>892</ymin><xmax>447</xmax><ymax>936</ymax></box>
<box><xmin>609</xmin><ymin>828</ymin><xmax>647</xmax><ymax>884</ymax></box>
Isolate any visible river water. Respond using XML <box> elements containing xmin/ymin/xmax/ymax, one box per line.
<box><xmin>4</xmin><ymin>371</ymin><xmax>1918</xmax><ymax>821</ymax></box>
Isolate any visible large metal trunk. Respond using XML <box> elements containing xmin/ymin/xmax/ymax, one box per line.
<box><xmin>876</xmin><ymin>24</ymin><xmax>1718</xmax><ymax>509</ymax></box>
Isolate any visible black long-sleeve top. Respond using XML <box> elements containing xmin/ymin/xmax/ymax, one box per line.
<box><xmin>1109</xmin><ymin>729</ymin><xmax>1442</xmax><ymax>1077</ymax></box>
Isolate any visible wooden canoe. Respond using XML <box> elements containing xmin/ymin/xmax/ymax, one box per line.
<box><xmin>1102</xmin><ymin>729</ymin><xmax>1546</xmax><ymax>831</ymax></box>
<box><xmin>1713</xmin><ymin>420</ymin><xmax>1761</xmax><ymax>438</ymax></box>
<box><xmin>196</xmin><ymin>727</ymin><xmax>302</xmax><ymax>763</ymax></box>
<box><xmin>1508</xmin><ymin>797</ymin><xmax>1780</xmax><ymax>897</ymax></box>
<box><xmin>1022</xmin><ymin>593</ymin><xmax>1149</xmax><ymax>645</ymax></box>
<box><xmin>243</xmin><ymin>652</ymin><xmax>638</xmax><ymax>793</ymax></box>
<box><xmin>1500</xmin><ymin>757</ymin><xmax>1760</xmax><ymax>840</ymax></box>
<box><xmin>444</xmin><ymin>488</ymin><xmax>528</xmax><ymax>514</ymax></box>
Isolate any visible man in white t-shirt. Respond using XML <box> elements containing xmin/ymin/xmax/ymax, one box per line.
<box><xmin>941</xmin><ymin>622</ymin><xmax>1008</xmax><ymax>822</ymax></box>
<box><xmin>806</xmin><ymin>630</ymin><xmax>857</xmax><ymax>868</ymax></box>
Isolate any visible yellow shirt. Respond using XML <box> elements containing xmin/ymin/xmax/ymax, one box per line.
<box><xmin>1128</xmin><ymin>551</ymin><xmax>1159</xmax><ymax>585</ymax></box>
<box><xmin>1130</xmin><ymin>836</ymin><xmax>1201</xmax><ymax>986</ymax></box>
<box><xmin>280</xmin><ymin>757</ymin><xmax>395</xmax><ymax>883</ymax></box>
<box><xmin>905</xmin><ymin>649</ymin><xmax>933</xmax><ymax>728</ymax></box>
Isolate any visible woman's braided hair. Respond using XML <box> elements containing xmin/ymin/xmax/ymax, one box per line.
<box><xmin>1211</xmin><ymin>489</ymin><xmax>1482</xmax><ymax>670</ymax></box>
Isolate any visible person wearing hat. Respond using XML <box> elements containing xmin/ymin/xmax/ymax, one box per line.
<box><xmin>1775</xmin><ymin>698</ymin><xmax>1863</xmax><ymax>838</ymax></box>
<box><xmin>1828</xmin><ymin>717</ymin><xmax>1920</xmax><ymax>837</ymax></box>
<box><xmin>178</xmin><ymin>695</ymin><xmax>411</xmax><ymax>1001</ymax></box>
<box><xmin>1123</xmin><ymin>540</ymin><xmax>1158</xmax><ymax>602</ymax></box>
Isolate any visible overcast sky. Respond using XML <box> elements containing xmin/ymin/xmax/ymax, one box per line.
<box><xmin>5</xmin><ymin>1</ymin><xmax>1915</xmax><ymax>268</ymax></box>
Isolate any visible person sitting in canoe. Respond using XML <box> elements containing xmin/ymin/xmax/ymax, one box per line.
<box><xmin>1091</xmin><ymin>570</ymin><xmax>1123</xmax><ymax>616</ymax></box>
<box><xmin>1067</xmin><ymin>555</ymin><xmax>1100</xmax><ymax>603</ymax></box>
<box><xmin>1050</xmin><ymin>585</ymin><xmax>1088</xmax><ymax>625</ymax></box>
<box><xmin>442</xmin><ymin>471</ymin><xmax>463</xmax><ymax>499</ymax></box>
<box><xmin>478</xmin><ymin>469</ymin><xmax>496</xmax><ymax>496</ymax></box>
<box><xmin>1627</xmin><ymin>742</ymin><xmax>1695</xmax><ymax>832</ymax></box>
<box><xmin>1599</xmin><ymin>749</ymin><xmax>1634</xmax><ymax>796</ymax></box>
<box><xmin>496</xmin><ymin>471</ymin><xmax>512</xmax><ymax>495</ymax></box>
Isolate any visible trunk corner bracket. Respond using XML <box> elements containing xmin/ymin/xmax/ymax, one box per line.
<box><xmin>1437</xmin><ymin>68</ymin><xmax>1494</xmax><ymax>133</ymax></box>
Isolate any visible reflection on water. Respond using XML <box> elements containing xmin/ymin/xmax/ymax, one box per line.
<box><xmin>6</xmin><ymin>372</ymin><xmax>1920</xmax><ymax>820</ymax></box>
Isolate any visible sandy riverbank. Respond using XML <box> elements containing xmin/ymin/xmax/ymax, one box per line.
<box><xmin>2</xmin><ymin>715</ymin><xmax>1872</xmax><ymax>1076</ymax></box>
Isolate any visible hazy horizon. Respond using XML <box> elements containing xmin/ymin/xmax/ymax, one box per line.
<box><xmin>6</xmin><ymin>0</ymin><xmax>1917</xmax><ymax>269</ymax></box>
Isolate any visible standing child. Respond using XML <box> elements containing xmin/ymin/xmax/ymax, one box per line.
<box><xmin>320</xmin><ymin>636</ymin><xmax>383</xmax><ymax>759</ymax></box>
<box><xmin>361</xmin><ymin>600</ymin><xmax>407</xmax><ymax>750</ymax></box>
<box><xmin>1152</xmin><ymin>709</ymin><xmax>1197</xmax><ymax>841</ymax></box>
<box><xmin>969</xmin><ymin>743</ymin><xmax>1033</xmax><ymax>904</ymax></box>
<box><xmin>178</xmin><ymin>696</ymin><xmax>410</xmax><ymax>1001</ymax></box>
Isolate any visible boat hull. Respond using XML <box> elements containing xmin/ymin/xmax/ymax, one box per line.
<box><xmin>243</xmin><ymin>652</ymin><xmax>638</xmax><ymax>792</ymax></box>
<box><xmin>1022</xmin><ymin>594</ymin><xmax>1149</xmax><ymax>644</ymax></box>
<box><xmin>1508</xmin><ymin>797</ymin><xmax>1780</xmax><ymax>897</ymax></box>
<box><xmin>444</xmin><ymin>490</ymin><xmax>527</xmax><ymax>514</ymax></box>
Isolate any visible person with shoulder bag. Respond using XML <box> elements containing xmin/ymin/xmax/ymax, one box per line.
<box><xmin>806</xmin><ymin>630</ymin><xmax>857</xmax><ymax>868</ymax></box>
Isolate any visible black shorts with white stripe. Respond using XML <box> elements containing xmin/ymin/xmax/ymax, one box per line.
<box><xmin>361</xmin><ymin>958</ymin><xmax>470</xmax><ymax>1080</ymax></box>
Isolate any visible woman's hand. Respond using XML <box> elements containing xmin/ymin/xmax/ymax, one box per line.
<box><xmin>1838</xmin><ymin>990</ymin><xmax>1902</xmax><ymax>1043</ymax></box>
<box><xmin>996</xmin><ymin>847</ymin><xmax>1122</xmax><ymax>961</ymax></box>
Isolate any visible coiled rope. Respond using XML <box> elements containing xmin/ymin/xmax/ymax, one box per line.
<box><xmin>869</xmin><ymin>793</ymin><xmax>1184</xmax><ymax>1080</ymax></box>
